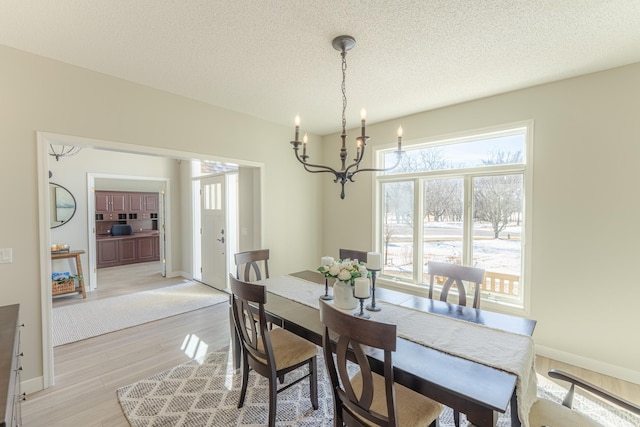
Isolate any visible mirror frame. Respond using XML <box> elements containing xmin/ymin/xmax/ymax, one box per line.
<box><xmin>50</xmin><ymin>182</ymin><xmax>77</xmax><ymax>229</ymax></box>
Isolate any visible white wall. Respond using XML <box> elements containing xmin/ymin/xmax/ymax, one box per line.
<box><xmin>321</xmin><ymin>62</ymin><xmax>640</xmax><ymax>383</ymax></box>
<box><xmin>0</xmin><ymin>44</ymin><xmax>322</xmax><ymax>392</ymax></box>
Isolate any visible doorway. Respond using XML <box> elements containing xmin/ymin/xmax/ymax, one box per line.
<box><xmin>86</xmin><ymin>174</ymin><xmax>168</xmax><ymax>292</ymax></box>
<box><xmin>201</xmin><ymin>175</ymin><xmax>226</xmax><ymax>288</ymax></box>
<box><xmin>37</xmin><ymin>131</ymin><xmax>264</xmax><ymax>389</ymax></box>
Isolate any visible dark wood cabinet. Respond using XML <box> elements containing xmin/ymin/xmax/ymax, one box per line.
<box><xmin>95</xmin><ymin>191</ymin><xmax>111</xmax><ymax>213</ymax></box>
<box><xmin>97</xmin><ymin>239</ymin><xmax>119</xmax><ymax>268</ymax></box>
<box><xmin>137</xmin><ymin>236</ymin><xmax>157</xmax><ymax>261</ymax></box>
<box><xmin>95</xmin><ymin>191</ymin><xmax>128</xmax><ymax>221</ymax></box>
<box><xmin>97</xmin><ymin>234</ymin><xmax>160</xmax><ymax>268</ymax></box>
<box><xmin>111</xmin><ymin>193</ymin><xmax>127</xmax><ymax>213</ymax></box>
<box><xmin>95</xmin><ymin>191</ymin><xmax>158</xmax><ymax>222</ymax></box>
<box><xmin>128</xmin><ymin>193</ymin><xmax>144</xmax><ymax>214</ymax></box>
<box><xmin>1</xmin><ymin>304</ymin><xmax>22</xmax><ymax>427</ymax></box>
<box><xmin>95</xmin><ymin>190</ymin><xmax>160</xmax><ymax>268</ymax></box>
<box><xmin>119</xmin><ymin>239</ymin><xmax>137</xmax><ymax>263</ymax></box>
<box><xmin>143</xmin><ymin>193</ymin><xmax>158</xmax><ymax>216</ymax></box>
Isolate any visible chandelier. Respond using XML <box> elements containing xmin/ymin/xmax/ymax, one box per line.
<box><xmin>49</xmin><ymin>144</ymin><xmax>82</xmax><ymax>161</ymax></box>
<box><xmin>290</xmin><ymin>35</ymin><xmax>404</xmax><ymax>199</ymax></box>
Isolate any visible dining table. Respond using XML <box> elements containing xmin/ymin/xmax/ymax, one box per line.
<box><xmin>229</xmin><ymin>270</ymin><xmax>537</xmax><ymax>427</ymax></box>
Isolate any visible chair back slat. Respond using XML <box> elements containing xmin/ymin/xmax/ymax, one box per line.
<box><xmin>235</xmin><ymin>249</ymin><xmax>270</xmax><ymax>281</ymax></box>
<box><xmin>427</xmin><ymin>261</ymin><xmax>485</xmax><ymax>308</ymax></box>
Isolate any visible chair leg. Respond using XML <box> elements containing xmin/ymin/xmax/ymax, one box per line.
<box><xmin>453</xmin><ymin>409</ymin><xmax>461</xmax><ymax>427</ymax></box>
<box><xmin>268</xmin><ymin>376</ymin><xmax>278</xmax><ymax>427</ymax></box>
<box><xmin>238</xmin><ymin>354</ymin><xmax>249</xmax><ymax>408</ymax></box>
<box><xmin>309</xmin><ymin>357</ymin><xmax>318</xmax><ymax>409</ymax></box>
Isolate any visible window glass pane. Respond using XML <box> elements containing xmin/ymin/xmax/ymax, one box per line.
<box><xmin>422</xmin><ymin>178</ymin><xmax>463</xmax><ymax>283</ymax></box>
<box><xmin>191</xmin><ymin>160</ymin><xmax>238</xmax><ymax>178</ymax></box>
<box><xmin>472</xmin><ymin>174</ymin><xmax>523</xmax><ymax>299</ymax></box>
<box><xmin>384</xmin><ymin>134</ymin><xmax>524</xmax><ymax>174</ymax></box>
<box><xmin>382</xmin><ymin>181</ymin><xmax>414</xmax><ymax>280</ymax></box>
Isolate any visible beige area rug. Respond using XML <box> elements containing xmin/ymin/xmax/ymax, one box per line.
<box><xmin>117</xmin><ymin>347</ymin><xmax>639</xmax><ymax>427</ymax></box>
<box><xmin>52</xmin><ymin>282</ymin><xmax>228</xmax><ymax>347</ymax></box>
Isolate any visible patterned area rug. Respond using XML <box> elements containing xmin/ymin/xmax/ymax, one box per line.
<box><xmin>53</xmin><ymin>281</ymin><xmax>228</xmax><ymax>346</ymax></box>
<box><xmin>117</xmin><ymin>348</ymin><xmax>639</xmax><ymax>427</ymax></box>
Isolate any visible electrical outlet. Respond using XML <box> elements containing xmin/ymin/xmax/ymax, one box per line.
<box><xmin>0</xmin><ymin>248</ymin><xmax>12</xmax><ymax>263</ymax></box>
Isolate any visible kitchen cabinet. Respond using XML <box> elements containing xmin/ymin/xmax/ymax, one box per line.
<box><xmin>95</xmin><ymin>191</ymin><xmax>128</xmax><ymax>221</ymax></box>
<box><xmin>137</xmin><ymin>235</ymin><xmax>159</xmax><ymax>262</ymax></box>
<box><xmin>96</xmin><ymin>234</ymin><xmax>160</xmax><ymax>268</ymax></box>
<box><xmin>97</xmin><ymin>239</ymin><xmax>119</xmax><ymax>268</ymax></box>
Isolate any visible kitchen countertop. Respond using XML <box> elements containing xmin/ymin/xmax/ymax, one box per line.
<box><xmin>96</xmin><ymin>230</ymin><xmax>159</xmax><ymax>240</ymax></box>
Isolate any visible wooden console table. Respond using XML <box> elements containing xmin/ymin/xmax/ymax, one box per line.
<box><xmin>51</xmin><ymin>250</ymin><xmax>86</xmax><ymax>298</ymax></box>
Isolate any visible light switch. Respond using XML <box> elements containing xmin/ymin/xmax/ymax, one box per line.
<box><xmin>0</xmin><ymin>248</ymin><xmax>12</xmax><ymax>263</ymax></box>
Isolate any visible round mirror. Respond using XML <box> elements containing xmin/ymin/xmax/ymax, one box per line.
<box><xmin>50</xmin><ymin>182</ymin><xmax>77</xmax><ymax>228</ymax></box>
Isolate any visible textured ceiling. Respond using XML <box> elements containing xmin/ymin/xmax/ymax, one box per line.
<box><xmin>1</xmin><ymin>0</ymin><xmax>640</xmax><ymax>135</ymax></box>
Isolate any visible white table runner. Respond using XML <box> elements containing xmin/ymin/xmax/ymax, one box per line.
<box><xmin>258</xmin><ymin>275</ymin><xmax>537</xmax><ymax>427</ymax></box>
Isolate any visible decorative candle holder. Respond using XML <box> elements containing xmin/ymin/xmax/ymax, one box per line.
<box><xmin>366</xmin><ymin>269</ymin><xmax>382</xmax><ymax>312</ymax></box>
<box><xmin>320</xmin><ymin>277</ymin><xmax>334</xmax><ymax>300</ymax></box>
<box><xmin>354</xmin><ymin>296</ymin><xmax>370</xmax><ymax>319</ymax></box>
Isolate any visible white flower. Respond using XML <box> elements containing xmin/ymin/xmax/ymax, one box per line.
<box><xmin>329</xmin><ymin>264</ymin><xmax>341</xmax><ymax>276</ymax></box>
<box><xmin>318</xmin><ymin>258</ymin><xmax>367</xmax><ymax>283</ymax></box>
<box><xmin>337</xmin><ymin>269</ymin><xmax>352</xmax><ymax>281</ymax></box>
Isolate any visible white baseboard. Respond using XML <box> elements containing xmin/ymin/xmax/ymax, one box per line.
<box><xmin>166</xmin><ymin>270</ymin><xmax>190</xmax><ymax>279</ymax></box>
<box><xmin>536</xmin><ymin>344</ymin><xmax>640</xmax><ymax>386</ymax></box>
<box><xmin>22</xmin><ymin>375</ymin><xmax>44</xmax><ymax>395</ymax></box>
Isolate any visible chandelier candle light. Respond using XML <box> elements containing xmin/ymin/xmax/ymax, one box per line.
<box><xmin>290</xmin><ymin>35</ymin><xmax>405</xmax><ymax>199</ymax></box>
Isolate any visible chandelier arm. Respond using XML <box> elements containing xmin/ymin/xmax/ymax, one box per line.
<box><xmin>348</xmin><ymin>151</ymin><xmax>405</xmax><ymax>179</ymax></box>
<box><xmin>303</xmin><ymin>164</ymin><xmax>340</xmax><ymax>176</ymax></box>
<box><xmin>341</xmin><ymin>140</ymin><xmax>369</xmax><ymax>177</ymax></box>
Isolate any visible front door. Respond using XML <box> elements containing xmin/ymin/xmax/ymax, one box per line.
<box><xmin>200</xmin><ymin>175</ymin><xmax>227</xmax><ymax>289</ymax></box>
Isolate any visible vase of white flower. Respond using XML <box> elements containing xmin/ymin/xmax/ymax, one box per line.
<box><xmin>333</xmin><ymin>279</ymin><xmax>358</xmax><ymax>309</ymax></box>
<box><xmin>318</xmin><ymin>258</ymin><xmax>369</xmax><ymax>310</ymax></box>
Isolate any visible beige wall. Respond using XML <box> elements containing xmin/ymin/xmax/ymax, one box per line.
<box><xmin>0</xmin><ymin>44</ymin><xmax>322</xmax><ymax>391</ymax></box>
<box><xmin>321</xmin><ymin>62</ymin><xmax>640</xmax><ymax>383</ymax></box>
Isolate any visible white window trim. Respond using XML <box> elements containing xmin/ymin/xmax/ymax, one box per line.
<box><xmin>373</xmin><ymin>121</ymin><xmax>534</xmax><ymax>316</ymax></box>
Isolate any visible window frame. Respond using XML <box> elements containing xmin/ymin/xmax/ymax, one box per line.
<box><xmin>374</xmin><ymin>121</ymin><xmax>534</xmax><ymax>315</ymax></box>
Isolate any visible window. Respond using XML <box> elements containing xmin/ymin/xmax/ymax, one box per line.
<box><xmin>377</xmin><ymin>125</ymin><xmax>530</xmax><ymax>309</ymax></box>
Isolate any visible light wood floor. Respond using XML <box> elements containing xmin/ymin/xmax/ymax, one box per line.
<box><xmin>24</xmin><ymin>266</ymin><xmax>640</xmax><ymax>426</ymax></box>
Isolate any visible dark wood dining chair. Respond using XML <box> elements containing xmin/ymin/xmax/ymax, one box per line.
<box><xmin>427</xmin><ymin>261</ymin><xmax>485</xmax><ymax>309</ymax></box>
<box><xmin>320</xmin><ymin>300</ymin><xmax>442</xmax><ymax>427</ymax></box>
<box><xmin>230</xmin><ymin>275</ymin><xmax>318</xmax><ymax>426</ymax></box>
<box><xmin>529</xmin><ymin>369</ymin><xmax>640</xmax><ymax>426</ymax></box>
<box><xmin>234</xmin><ymin>249</ymin><xmax>270</xmax><ymax>281</ymax></box>
<box><xmin>339</xmin><ymin>248</ymin><xmax>368</xmax><ymax>263</ymax></box>
<box><xmin>427</xmin><ymin>261</ymin><xmax>485</xmax><ymax>427</ymax></box>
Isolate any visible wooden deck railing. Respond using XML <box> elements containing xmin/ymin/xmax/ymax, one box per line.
<box><xmin>434</xmin><ymin>270</ymin><xmax>520</xmax><ymax>298</ymax></box>
<box><xmin>480</xmin><ymin>271</ymin><xmax>520</xmax><ymax>297</ymax></box>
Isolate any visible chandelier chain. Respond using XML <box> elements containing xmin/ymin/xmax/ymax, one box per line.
<box><xmin>289</xmin><ymin>35</ymin><xmax>404</xmax><ymax>199</ymax></box>
<box><xmin>341</xmin><ymin>50</ymin><xmax>347</xmax><ymax>135</ymax></box>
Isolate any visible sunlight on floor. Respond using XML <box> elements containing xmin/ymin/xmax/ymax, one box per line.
<box><xmin>224</xmin><ymin>350</ymin><xmax>236</xmax><ymax>390</ymax></box>
<box><xmin>181</xmin><ymin>333</ymin><xmax>209</xmax><ymax>363</ymax></box>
